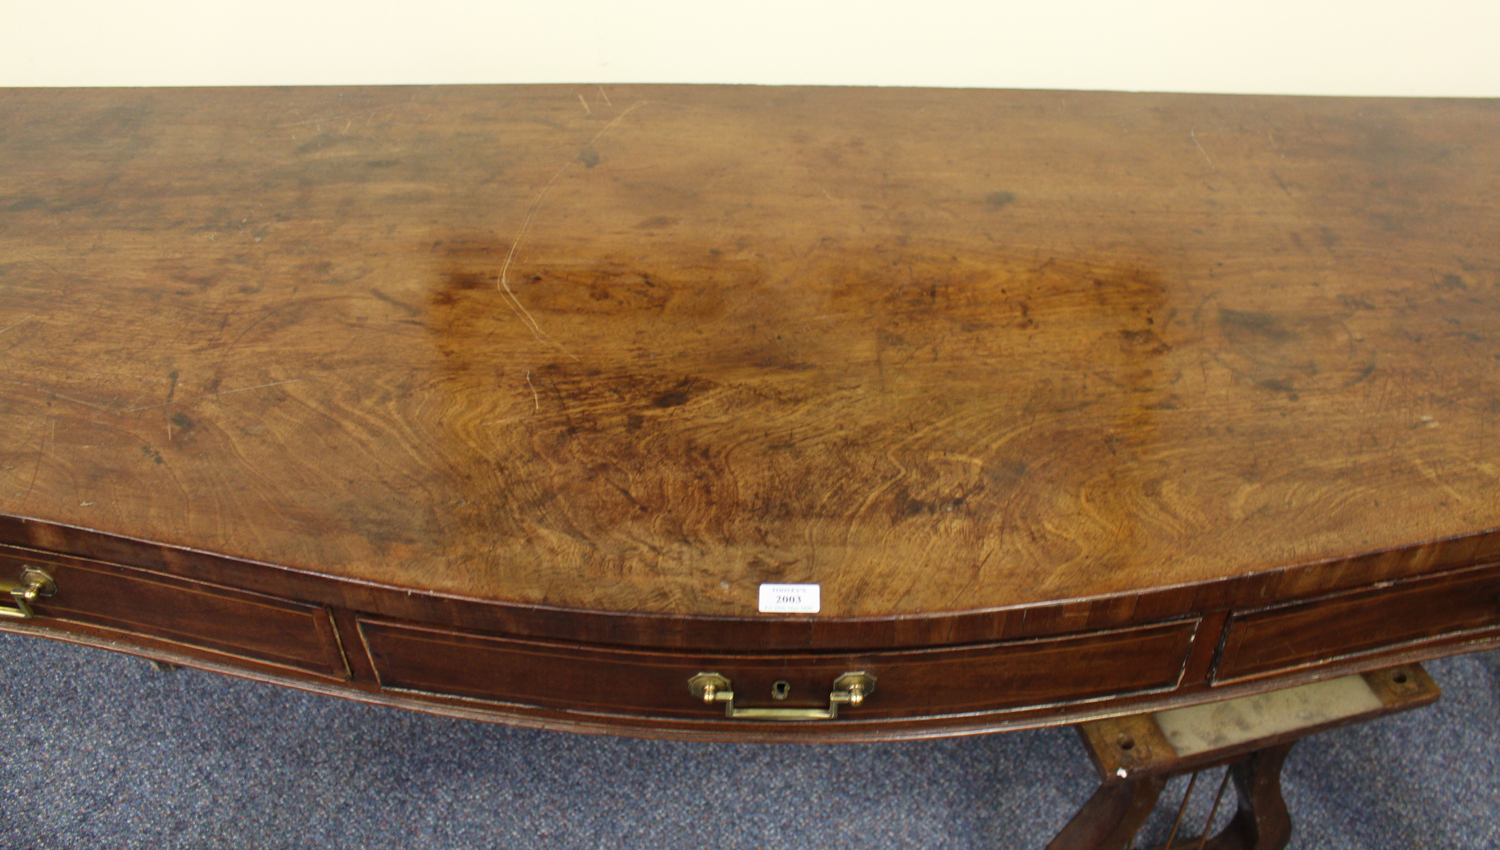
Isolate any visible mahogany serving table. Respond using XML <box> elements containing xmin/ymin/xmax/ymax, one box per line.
<box><xmin>1</xmin><ymin>86</ymin><xmax>1498</xmax><ymax>750</ymax></box>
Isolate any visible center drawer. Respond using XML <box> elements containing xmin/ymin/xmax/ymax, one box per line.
<box><xmin>357</xmin><ymin>616</ymin><xmax>1199</xmax><ymax>722</ymax></box>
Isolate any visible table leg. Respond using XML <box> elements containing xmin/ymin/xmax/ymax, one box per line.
<box><xmin>1047</xmin><ymin>664</ymin><xmax>1439</xmax><ymax>850</ymax></box>
<box><xmin>1044</xmin><ymin>776</ymin><xmax>1166</xmax><ymax>850</ymax></box>
<box><xmin>1161</xmin><ymin>743</ymin><xmax>1294</xmax><ymax>850</ymax></box>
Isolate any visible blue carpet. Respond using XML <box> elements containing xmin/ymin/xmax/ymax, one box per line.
<box><xmin>0</xmin><ymin>633</ymin><xmax>1495</xmax><ymax>849</ymax></box>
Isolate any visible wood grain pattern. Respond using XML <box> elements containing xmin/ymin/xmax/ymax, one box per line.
<box><xmin>1</xmin><ymin>86</ymin><xmax>1498</xmax><ymax>625</ymax></box>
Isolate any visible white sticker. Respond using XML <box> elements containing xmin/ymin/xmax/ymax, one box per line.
<box><xmin>758</xmin><ymin>583</ymin><xmax>821</xmax><ymax>614</ymax></box>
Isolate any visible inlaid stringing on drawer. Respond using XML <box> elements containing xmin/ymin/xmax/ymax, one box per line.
<box><xmin>1215</xmin><ymin>562</ymin><xmax>1500</xmax><ymax>683</ymax></box>
<box><xmin>358</xmin><ymin>616</ymin><xmax>1200</xmax><ymax>721</ymax></box>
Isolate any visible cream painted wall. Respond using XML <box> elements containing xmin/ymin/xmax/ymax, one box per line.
<box><xmin>2</xmin><ymin>0</ymin><xmax>1497</xmax><ymax>96</ymax></box>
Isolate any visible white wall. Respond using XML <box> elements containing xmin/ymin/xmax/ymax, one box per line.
<box><xmin>3</xmin><ymin>0</ymin><xmax>1497</xmax><ymax>96</ymax></box>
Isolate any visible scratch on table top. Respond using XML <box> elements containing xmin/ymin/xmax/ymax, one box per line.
<box><xmin>1190</xmin><ymin>125</ymin><xmax>1218</xmax><ymax>172</ymax></box>
<box><xmin>0</xmin><ymin>315</ymin><xmax>36</xmax><ymax>337</ymax></box>
<box><xmin>497</xmin><ymin>101</ymin><xmax>651</xmax><ymax>360</ymax></box>
<box><xmin>933</xmin><ymin>453</ymin><xmax>987</xmax><ymax>468</ymax></box>
<box><xmin>17</xmin><ymin>418</ymin><xmax>51</xmax><ymax>508</ymax></box>
<box><xmin>1408</xmin><ymin>454</ymin><xmax>1466</xmax><ymax>505</ymax></box>
<box><xmin>126</xmin><ymin>379</ymin><xmax>307</xmax><ymax>413</ymax></box>
<box><xmin>46</xmin><ymin>392</ymin><xmax>116</xmax><ymax>413</ymax></box>
<box><xmin>273</xmin><ymin>101</ymin><xmax>413</xmax><ymax>130</ymax></box>
<box><xmin>164</xmin><ymin>370</ymin><xmax>180</xmax><ymax>441</ymax></box>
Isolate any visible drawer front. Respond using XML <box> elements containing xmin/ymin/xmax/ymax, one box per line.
<box><xmin>1</xmin><ymin>550</ymin><xmax>348</xmax><ymax>679</ymax></box>
<box><xmin>359</xmin><ymin>617</ymin><xmax>1198</xmax><ymax>721</ymax></box>
<box><xmin>1215</xmin><ymin>562</ymin><xmax>1500</xmax><ymax>683</ymax></box>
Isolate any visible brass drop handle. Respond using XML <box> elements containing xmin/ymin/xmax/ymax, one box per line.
<box><xmin>688</xmin><ymin>671</ymin><xmax>876</xmax><ymax>720</ymax></box>
<box><xmin>0</xmin><ymin>568</ymin><xmax>57</xmax><ymax>620</ymax></box>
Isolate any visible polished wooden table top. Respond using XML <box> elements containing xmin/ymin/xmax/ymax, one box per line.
<box><xmin>2</xmin><ymin>86</ymin><xmax>1497</xmax><ymax>624</ymax></box>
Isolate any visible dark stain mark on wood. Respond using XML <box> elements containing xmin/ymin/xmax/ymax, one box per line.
<box><xmin>987</xmin><ymin>460</ymin><xmax>1028</xmax><ymax>487</ymax></box>
<box><xmin>431</xmin><ymin>272</ymin><xmax>490</xmax><ymax>307</ymax></box>
<box><xmin>986</xmin><ymin>191</ymin><xmax>1016</xmax><ymax>208</ymax></box>
<box><xmin>369</xmin><ymin>287</ymin><xmax>422</xmax><ymax>316</ymax></box>
<box><xmin>901</xmin><ymin>497</ymin><xmax>933</xmax><ymax>517</ymax></box>
<box><xmin>5</xmin><ymin>197</ymin><xmax>45</xmax><ymax>212</ymax></box>
<box><xmin>1146</xmin><ymin>395</ymin><xmax>1184</xmax><ymax>411</ymax></box>
<box><xmin>652</xmin><ymin>388</ymin><xmax>691</xmax><ymax>408</ymax></box>
<box><xmin>1118</xmin><ymin>329</ymin><xmax>1171</xmax><ymax>355</ymax></box>
<box><xmin>1345</xmin><ymin>363</ymin><xmax>1377</xmax><ymax>386</ymax></box>
<box><xmin>1219</xmin><ymin>309</ymin><xmax>1292</xmax><ymax>342</ymax></box>
<box><xmin>295</xmin><ymin>133</ymin><xmax>350</xmax><ymax>155</ymax></box>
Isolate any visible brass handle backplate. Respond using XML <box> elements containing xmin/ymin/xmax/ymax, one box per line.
<box><xmin>688</xmin><ymin>671</ymin><xmax>876</xmax><ymax>720</ymax></box>
<box><xmin>0</xmin><ymin>568</ymin><xmax>57</xmax><ymax>620</ymax></box>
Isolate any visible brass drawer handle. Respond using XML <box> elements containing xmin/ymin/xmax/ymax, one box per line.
<box><xmin>688</xmin><ymin>671</ymin><xmax>876</xmax><ymax>720</ymax></box>
<box><xmin>0</xmin><ymin>568</ymin><xmax>57</xmax><ymax>620</ymax></box>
